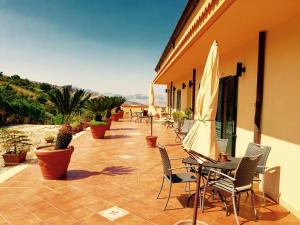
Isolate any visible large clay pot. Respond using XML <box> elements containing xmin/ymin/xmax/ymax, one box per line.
<box><xmin>34</xmin><ymin>145</ymin><xmax>74</xmax><ymax>180</ymax></box>
<box><xmin>90</xmin><ymin>124</ymin><xmax>107</xmax><ymax>139</ymax></box>
<box><xmin>118</xmin><ymin>111</ymin><xmax>124</xmax><ymax>119</ymax></box>
<box><xmin>2</xmin><ymin>151</ymin><xmax>27</xmax><ymax>166</ymax></box>
<box><xmin>145</xmin><ymin>136</ymin><xmax>157</xmax><ymax>148</ymax></box>
<box><xmin>111</xmin><ymin>113</ymin><xmax>120</xmax><ymax>122</ymax></box>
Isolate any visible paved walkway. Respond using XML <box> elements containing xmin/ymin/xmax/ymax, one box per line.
<box><xmin>0</xmin><ymin>120</ymin><xmax>299</xmax><ymax>225</ymax></box>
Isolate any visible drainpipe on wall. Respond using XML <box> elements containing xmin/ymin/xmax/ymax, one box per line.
<box><xmin>254</xmin><ymin>31</ymin><xmax>266</xmax><ymax>144</ymax></box>
<box><xmin>170</xmin><ymin>82</ymin><xmax>173</xmax><ymax>115</ymax></box>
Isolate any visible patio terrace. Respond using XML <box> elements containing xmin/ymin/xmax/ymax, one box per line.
<box><xmin>0</xmin><ymin>120</ymin><xmax>299</xmax><ymax>225</ymax></box>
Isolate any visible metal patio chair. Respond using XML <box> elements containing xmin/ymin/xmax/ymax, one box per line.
<box><xmin>244</xmin><ymin>142</ymin><xmax>271</xmax><ymax>203</ymax></box>
<box><xmin>129</xmin><ymin>109</ymin><xmax>139</xmax><ymax>122</ymax></box>
<box><xmin>156</xmin><ymin>144</ymin><xmax>197</xmax><ymax>210</ymax></box>
<box><xmin>174</xmin><ymin>119</ymin><xmax>195</xmax><ymax>142</ymax></box>
<box><xmin>201</xmin><ymin>154</ymin><xmax>262</xmax><ymax>225</ymax></box>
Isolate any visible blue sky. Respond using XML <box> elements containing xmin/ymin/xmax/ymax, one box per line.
<box><xmin>0</xmin><ymin>0</ymin><xmax>186</xmax><ymax>97</ymax></box>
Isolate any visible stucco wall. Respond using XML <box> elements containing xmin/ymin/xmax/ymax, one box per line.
<box><xmin>226</xmin><ymin>14</ymin><xmax>300</xmax><ymax>217</ymax></box>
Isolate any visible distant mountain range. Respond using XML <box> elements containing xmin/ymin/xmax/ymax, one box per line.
<box><xmin>103</xmin><ymin>93</ymin><xmax>166</xmax><ymax>106</ymax></box>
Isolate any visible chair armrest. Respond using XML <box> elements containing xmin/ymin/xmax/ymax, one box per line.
<box><xmin>169</xmin><ymin>166</ymin><xmax>194</xmax><ymax>171</ymax></box>
<box><xmin>208</xmin><ymin>169</ymin><xmax>235</xmax><ymax>181</ymax></box>
<box><xmin>257</xmin><ymin>166</ymin><xmax>267</xmax><ymax>168</ymax></box>
<box><xmin>170</xmin><ymin>157</ymin><xmax>185</xmax><ymax>161</ymax></box>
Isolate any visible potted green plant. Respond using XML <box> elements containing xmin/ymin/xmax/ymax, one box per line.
<box><xmin>172</xmin><ymin>111</ymin><xmax>186</xmax><ymax>130</ymax></box>
<box><xmin>35</xmin><ymin>129</ymin><xmax>73</xmax><ymax>180</ymax></box>
<box><xmin>102</xmin><ymin>96</ymin><xmax>114</xmax><ymax>130</ymax></box>
<box><xmin>184</xmin><ymin>107</ymin><xmax>193</xmax><ymax>120</ymax></box>
<box><xmin>45</xmin><ymin>135</ymin><xmax>55</xmax><ymax>144</ymax></box>
<box><xmin>48</xmin><ymin>86</ymin><xmax>90</xmax><ymax>132</ymax></box>
<box><xmin>111</xmin><ymin>96</ymin><xmax>126</xmax><ymax>121</ymax></box>
<box><xmin>0</xmin><ymin>129</ymin><xmax>31</xmax><ymax>166</ymax></box>
<box><xmin>85</xmin><ymin>97</ymin><xmax>109</xmax><ymax>139</ymax></box>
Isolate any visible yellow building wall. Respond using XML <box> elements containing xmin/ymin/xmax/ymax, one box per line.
<box><xmin>220</xmin><ymin>14</ymin><xmax>300</xmax><ymax>217</ymax></box>
<box><xmin>260</xmin><ymin>14</ymin><xmax>300</xmax><ymax>217</ymax></box>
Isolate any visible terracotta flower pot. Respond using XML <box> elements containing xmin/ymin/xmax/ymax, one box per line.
<box><xmin>34</xmin><ymin>145</ymin><xmax>74</xmax><ymax>180</ymax></box>
<box><xmin>83</xmin><ymin>121</ymin><xmax>90</xmax><ymax>129</ymax></box>
<box><xmin>111</xmin><ymin>113</ymin><xmax>120</xmax><ymax>122</ymax></box>
<box><xmin>118</xmin><ymin>111</ymin><xmax>124</xmax><ymax>119</ymax></box>
<box><xmin>105</xmin><ymin>118</ymin><xmax>112</xmax><ymax>130</ymax></box>
<box><xmin>90</xmin><ymin>124</ymin><xmax>107</xmax><ymax>139</ymax></box>
<box><xmin>2</xmin><ymin>151</ymin><xmax>27</xmax><ymax>166</ymax></box>
<box><xmin>145</xmin><ymin>136</ymin><xmax>157</xmax><ymax>148</ymax></box>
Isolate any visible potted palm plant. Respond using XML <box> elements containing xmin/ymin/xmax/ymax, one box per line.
<box><xmin>102</xmin><ymin>96</ymin><xmax>114</xmax><ymax>130</ymax></box>
<box><xmin>85</xmin><ymin>97</ymin><xmax>109</xmax><ymax>139</ymax></box>
<box><xmin>0</xmin><ymin>129</ymin><xmax>31</xmax><ymax>166</ymax></box>
<box><xmin>48</xmin><ymin>86</ymin><xmax>91</xmax><ymax>132</ymax></box>
<box><xmin>111</xmin><ymin>96</ymin><xmax>126</xmax><ymax>121</ymax></box>
<box><xmin>35</xmin><ymin>129</ymin><xmax>73</xmax><ymax>180</ymax></box>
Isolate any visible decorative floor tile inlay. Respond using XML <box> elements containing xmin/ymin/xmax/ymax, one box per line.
<box><xmin>119</xmin><ymin>155</ymin><xmax>134</xmax><ymax>159</ymax></box>
<box><xmin>99</xmin><ymin>206</ymin><xmax>129</xmax><ymax>221</ymax></box>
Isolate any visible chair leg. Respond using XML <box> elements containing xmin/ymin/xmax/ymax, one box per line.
<box><xmin>232</xmin><ymin>193</ymin><xmax>240</xmax><ymax>225</ymax></box>
<box><xmin>262</xmin><ymin>174</ymin><xmax>266</xmax><ymax>205</ymax></box>
<box><xmin>157</xmin><ymin>177</ymin><xmax>165</xmax><ymax>199</ymax></box>
<box><xmin>236</xmin><ymin>194</ymin><xmax>241</xmax><ymax>213</ymax></box>
<box><xmin>250</xmin><ymin>190</ymin><xmax>258</xmax><ymax>220</ymax></box>
<box><xmin>164</xmin><ymin>182</ymin><xmax>172</xmax><ymax>210</ymax></box>
<box><xmin>201</xmin><ymin>182</ymin><xmax>209</xmax><ymax>212</ymax></box>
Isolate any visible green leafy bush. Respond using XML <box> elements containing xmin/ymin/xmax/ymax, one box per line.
<box><xmin>89</xmin><ymin>120</ymin><xmax>107</xmax><ymax>125</ymax></box>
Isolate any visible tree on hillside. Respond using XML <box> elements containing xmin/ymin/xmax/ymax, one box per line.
<box><xmin>40</xmin><ymin>82</ymin><xmax>52</xmax><ymax>92</ymax></box>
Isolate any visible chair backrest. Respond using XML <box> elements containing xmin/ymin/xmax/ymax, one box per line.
<box><xmin>156</xmin><ymin>144</ymin><xmax>172</xmax><ymax>177</ymax></box>
<box><xmin>182</xmin><ymin>119</ymin><xmax>195</xmax><ymax>133</ymax></box>
<box><xmin>217</xmin><ymin>139</ymin><xmax>228</xmax><ymax>153</ymax></box>
<box><xmin>234</xmin><ymin>154</ymin><xmax>262</xmax><ymax>188</ymax></box>
<box><xmin>244</xmin><ymin>143</ymin><xmax>271</xmax><ymax>174</ymax></box>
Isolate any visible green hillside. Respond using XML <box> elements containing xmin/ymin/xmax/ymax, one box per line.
<box><xmin>0</xmin><ymin>73</ymin><xmax>75</xmax><ymax>125</ymax></box>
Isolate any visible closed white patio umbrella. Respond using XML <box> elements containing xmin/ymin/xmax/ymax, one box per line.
<box><xmin>175</xmin><ymin>41</ymin><xmax>220</xmax><ymax>225</ymax></box>
<box><xmin>182</xmin><ymin>40</ymin><xmax>220</xmax><ymax>161</ymax></box>
<box><xmin>145</xmin><ymin>82</ymin><xmax>157</xmax><ymax>148</ymax></box>
<box><xmin>148</xmin><ymin>82</ymin><xmax>157</xmax><ymax>116</ymax></box>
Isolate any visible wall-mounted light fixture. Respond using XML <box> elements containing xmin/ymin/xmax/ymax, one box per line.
<box><xmin>189</xmin><ymin>80</ymin><xmax>193</xmax><ymax>87</ymax></box>
<box><xmin>182</xmin><ymin>82</ymin><xmax>186</xmax><ymax>89</ymax></box>
<box><xmin>173</xmin><ymin>86</ymin><xmax>176</xmax><ymax>91</ymax></box>
<box><xmin>165</xmin><ymin>89</ymin><xmax>168</xmax><ymax>93</ymax></box>
<box><xmin>236</xmin><ymin>62</ymin><xmax>246</xmax><ymax>77</ymax></box>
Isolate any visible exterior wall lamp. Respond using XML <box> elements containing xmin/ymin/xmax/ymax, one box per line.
<box><xmin>189</xmin><ymin>80</ymin><xmax>193</xmax><ymax>87</ymax></box>
<box><xmin>165</xmin><ymin>89</ymin><xmax>168</xmax><ymax>93</ymax></box>
<box><xmin>182</xmin><ymin>82</ymin><xmax>186</xmax><ymax>89</ymax></box>
<box><xmin>173</xmin><ymin>86</ymin><xmax>176</xmax><ymax>91</ymax></box>
<box><xmin>236</xmin><ymin>62</ymin><xmax>246</xmax><ymax>76</ymax></box>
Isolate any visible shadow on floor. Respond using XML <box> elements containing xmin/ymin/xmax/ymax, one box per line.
<box><xmin>99</xmin><ymin>166</ymin><xmax>136</xmax><ymax>176</ymax></box>
<box><xmin>110</xmin><ymin>128</ymin><xmax>137</xmax><ymax>131</ymax></box>
<box><xmin>66</xmin><ymin>170</ymin><xmax>101</xmax><ymax>180</ymax></box>
<box><xmin>164</xmin><ymin>143</ymin><xmax>183</xmax><ymax>147</ymax></box>
<box><xmin>105</xmin><ymin>135</ymin><xmax>132</xmax><ymax>139</ymax></box>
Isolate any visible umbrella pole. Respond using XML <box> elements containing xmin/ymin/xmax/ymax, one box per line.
<box><xmin>192</xmin><ymin>164</ymin><xmax>202</xmax><ymax>225</ymax></box>
<box><xmin>150</xmin><ymin>116</ymin><xmax>153</xmax><ymax>136</ymax></box>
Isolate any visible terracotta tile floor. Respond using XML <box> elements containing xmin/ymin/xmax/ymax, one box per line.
<box><xmin>0</xmin><ymin>120</ymin><xmax>299</xmax><ymax>225</ymax></box>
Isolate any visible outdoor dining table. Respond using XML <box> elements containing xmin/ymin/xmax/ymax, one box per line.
<box><xmin>182</xmin><ymin>156</ymin><xmax>241</xmax><ymax>207</ymax></box>
<box><xmin>183</xmin><ymin>156</ymin><xmax>241</xmax><ymax>171</ymax></box>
